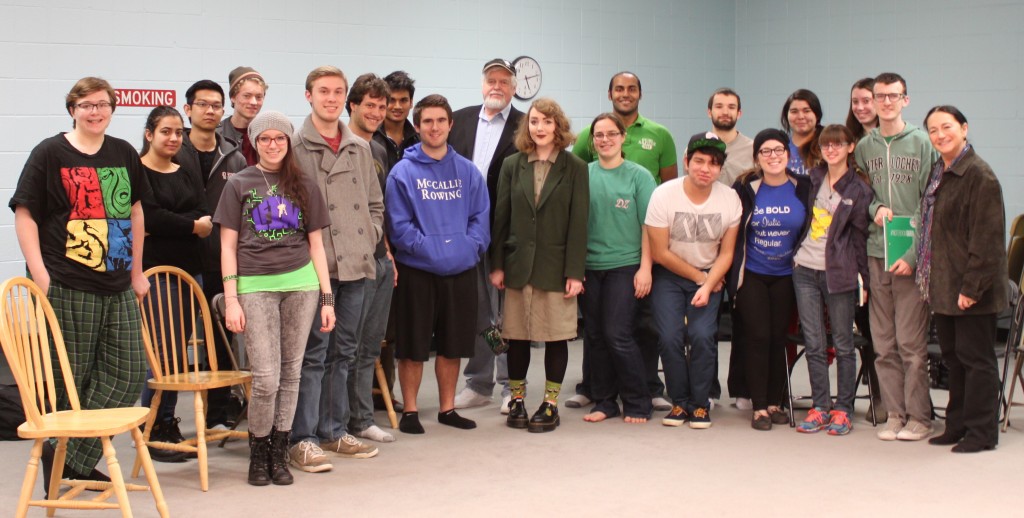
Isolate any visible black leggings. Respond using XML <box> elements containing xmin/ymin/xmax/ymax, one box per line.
<box><xmin>735</xmin><ymin>270</ymin><xmax>795</xmax><ymax>411</ymax></box>
<box><xmin>507</xmin><ymin>340</ymin><xmax>568</xmax><ymax>383</ymax></box>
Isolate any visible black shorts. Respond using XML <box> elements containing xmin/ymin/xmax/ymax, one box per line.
<box><xmin>393</xmin><ymin>262</ymin><xmax>478</xmax><ymax>362</ymax></box>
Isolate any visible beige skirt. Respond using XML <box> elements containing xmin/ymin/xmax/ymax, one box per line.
<box><xmin>502</xmin><ymin>284</ymin><xmax>578</xmax><ymax>342</ymax></box>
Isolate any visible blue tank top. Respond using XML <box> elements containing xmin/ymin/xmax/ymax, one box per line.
<box><xmin>745</xmin><ymin>181</ymin><xmax>805</xmax><ymax>276</ymax></box>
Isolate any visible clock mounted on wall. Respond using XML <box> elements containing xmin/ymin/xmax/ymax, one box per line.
<box><xmin>512</xmin><ymin>56</ymin><xmax>542</xmax><ymax>100</ymax></box>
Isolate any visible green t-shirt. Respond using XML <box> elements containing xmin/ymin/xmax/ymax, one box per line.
<box><xmin>573</xmin><ymin>114</ymin><xmax>677</xmax><ymax>184</ymax></box>
<box><xmin>585</xmin><ymin>160</ymin><xmax>657</xmax><ymax>270</ymax></box>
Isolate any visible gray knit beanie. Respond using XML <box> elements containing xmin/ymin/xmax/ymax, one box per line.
<box><xmin>248</xmin><ymin>111</ymin><xmax>294</xmax><ymax>148</ymax></box>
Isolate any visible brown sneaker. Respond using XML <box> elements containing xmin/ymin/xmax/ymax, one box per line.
<box><xmin>288</xmin><ymin>441</ymin><xmax>332</xmax><ymax>473</ymax></box>
<box><xmin>321</xmin><ymin>434</ymin><xmax>379</xmax><ymax>459</ymax></box>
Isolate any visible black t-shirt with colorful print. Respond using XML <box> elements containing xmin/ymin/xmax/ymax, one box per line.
<box><xmin>9</xmin><ymin>133</ymin><xmax>150</xmax><ymax>295</ymax></box>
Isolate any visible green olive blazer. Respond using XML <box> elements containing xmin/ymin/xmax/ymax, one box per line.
<box><xmin>490</xmin><ymin>150</ymin><xmax>589</xmax><ymax>292</ymax></box>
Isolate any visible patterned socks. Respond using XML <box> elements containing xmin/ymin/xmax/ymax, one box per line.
<box><xmin>509</xmin><ymin>379</ymin><xmax>526</xmax><ymax>401</ymax></box>
<box><xmin>544</xmin><ymin>380</ymin><xmax>562</xmax><ymax>405</ymax></box>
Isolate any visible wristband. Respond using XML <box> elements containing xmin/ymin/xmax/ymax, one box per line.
<box><xmin>320</xmin><ymin>292</ymin><xmax>335</xmax><ymax>307</ymax></box>
<box><xmin>696</xmin><ymin>271</ymin><xmax>708</xmax><ymax>286</ymax></box>
<box><xmin>222</xmin><ymin>274</ymin><xmax>239</xmax><ymax>282</ymax></box>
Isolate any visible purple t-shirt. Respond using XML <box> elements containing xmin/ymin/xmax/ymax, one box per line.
<box><xmin>744</xmin><ymin>181</ymin><xmax>805</xmax><ymax>276</ymax></box>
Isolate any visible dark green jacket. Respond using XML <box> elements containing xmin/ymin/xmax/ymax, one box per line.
<box><xmin>490</xmin><ymin>151</ymin><xmax>589</xmax><ymax>292</ymax></box>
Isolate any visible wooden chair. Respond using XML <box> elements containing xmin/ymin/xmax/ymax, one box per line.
<box><xmin>0</xmin><ymin>276</ymin><xmax>168</xmax><ymax>518</ymax></box>
<box><xmin>130</xmin><ymin>266</ymin><xmax>252</xmax><ymax>492</ymax></box>
<box><xmin>373</xmin><ymin>341</ymin><xmax>399</xmax><ymax>429</ymax></box>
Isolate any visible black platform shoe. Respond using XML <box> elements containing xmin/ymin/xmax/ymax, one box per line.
<box><xmin>506</xmin><ymin>398</ymin><xmax>528</xmax><ymax>429</ymax></box>
<box><xmin>527</xmin><ymin>402</ymin><xmax>560</xmax><ymax>433</ymax></box>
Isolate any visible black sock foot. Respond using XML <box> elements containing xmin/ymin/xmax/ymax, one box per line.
<box><xmin>399</xmin><ymin>412</ymin><xmax>425</xmax><ymax>434</ymax></box>
<box><xmin>438</xmin><ymin>410</ymin><xmax>477</xmax><ymax>430</ymax></box>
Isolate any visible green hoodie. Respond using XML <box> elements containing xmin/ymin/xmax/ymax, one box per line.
<box><xmin>854</xmin><ymin>123</ymin><xmax>937</xmax><ymax>267</ymax></box>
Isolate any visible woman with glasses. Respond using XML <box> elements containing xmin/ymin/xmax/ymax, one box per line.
<box><xmin>846</xmin><ymin>78</ymin><xmax>878</xmax><ymax>142</ymax></box>
<box><xmin>727</xmin><ymin>129</ymin><xmax>811</xmax><ymax>430</ymax></box>
<box><xmin>137</xmin><ymin>106</ymin><xmax>213</xmax><ymax>462</ymax></box>
<box><xmin>10</xmin><ymin>77</ymin><xmax>150</xmax><ymax>488</ymax></box>
<box><xmin>919</xmin><ymin>106</ymin><xmax>1006</xmax><ymax>453</ymax></box>
<box><xmin>780</xmin><ymin>89</ymin><xmax>824</xmax><ymax>175</ymax></box>
<box><xmin>214</xmin><ymin>111</ymin><xmax>335</xmax><ymax>485</ymax></box>
<box><xmin>577</xmin><ymin>113</ymin><xmax>656</xmax><ymax>424</ymax></box>
<box><xmin>490</xmin><ymin>98</ymin><xmax>588</xmax><ymax>433</ymax></box>
<box><xmin>791</xmin><ymin>125</ymin><xmax>873</xmax><ymax>435</ymax></box>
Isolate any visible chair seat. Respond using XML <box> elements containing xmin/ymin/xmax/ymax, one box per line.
<box><xmin>148</xmin><ymin>370</ymin><xmax>252</xmax><ymax>391</ymax></box>
<box><xmin>17</xmin><ymin>407</ymin><xmax>151</xmax><ymax>439</ymax></box>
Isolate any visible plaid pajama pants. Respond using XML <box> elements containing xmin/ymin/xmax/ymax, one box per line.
<box><xmin>48</xmin><ymin>282</ymin><xmax>146</xmax><ymax>475</ymax></box>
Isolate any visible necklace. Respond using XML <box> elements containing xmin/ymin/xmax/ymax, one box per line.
<box><xmin>256</xmin><ymin>166</ymin><xmax>287</xmax><ymax>218</ymax></box>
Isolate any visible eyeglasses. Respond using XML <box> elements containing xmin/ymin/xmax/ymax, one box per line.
<box><xmin>873</xmin><ymin>93</ymin><xmax>905</xmax><ymax>103</ymax></box>
<box><xmin>819</xmin><ymin>142</ymin><xmax>849</xmax><ymax>151</ymax></box>
<box><xmin>191</xmin><ymin>100</ymin><xmax>224</xmax><ymax>111</ymax></box>
<box><xmin>758</xmin><ymin>147</ymin><xmax>787</xmax><ymax>157</ymax></box>
<box><xmin>256</xmin><ymin>135</ymin><xmax>288</xmax><ymax>146</ymax></box>
<box><xmin>75</xmin><ymin>101</ymin><xmax>112</xmax><ymax>112</ymax></box>
<box><xmin>593</xmin><ymin>131</ymin><xmax>622</xmax><ymax>141</ymax></box>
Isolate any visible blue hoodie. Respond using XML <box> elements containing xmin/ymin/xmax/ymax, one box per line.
<box><xmin>385</xmin><ymin>143</ymin><xmax>490</xmax><ymax>276</ymax></box>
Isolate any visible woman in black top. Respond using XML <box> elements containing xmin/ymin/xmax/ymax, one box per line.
<box><xmin>138</xmin><ymin>106</ymin><xmax>212</xmax><ymax>462</ymax></box>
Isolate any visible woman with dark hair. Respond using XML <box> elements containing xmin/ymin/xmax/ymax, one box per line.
<box><xmin>138</xmin><ymin>106</ymin><xmax>212</xmax><ymax>462</ymax></box>
<box><xmin>579</xmin><ymin>113</ymin><xmax>656</xmax><ymax>424</ymax></box>
<box><xmin>727</xmin><ymin>129</ymin><xmax>811</xmax><ymax>430</ymax></box>
<box><xmin>919</xmin><ymin>106</ymin><xmax>1006</xmax><ymax>453</ymax></box>
<box><xmin>846</xmin><ymin>78</ymin><xmax>878</xmax><ymax>142</ymax></box>
<box><xmin>214</xmin><ymin>111</ymin><xmax>336</xmax><ymax>485</ymax></box>
<box><xmin>491</xmin><ymin>98</ymin><xmax>589</xmax><ymax>433</ymax></box>
<box><xmin>791</xmin><ymin>124</ymin><xmax>873</xmax><ymax>435</ymax></box>
<box><xmin>780</xmin><ymin>89</ymin><xmax>824</xmax><ymax>175</ymax></box>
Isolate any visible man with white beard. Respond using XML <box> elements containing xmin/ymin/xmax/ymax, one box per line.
<box><xmin>448</xmin><ymin>59</ymin><xmax>525</xmax><ymax>414</ymax></box>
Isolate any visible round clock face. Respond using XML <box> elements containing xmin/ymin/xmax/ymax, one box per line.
<box><xmin>513</xmin><ymin>56</ymin><xmax>542</xmax><ymax>100</ymax></box>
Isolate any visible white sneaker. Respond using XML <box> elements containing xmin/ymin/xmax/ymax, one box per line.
<box><xmin>734</xmin><ymin>398</ymin><xmax>753</xmax><ymax>410</ymax></box>
<box><xmin>652</xmin><ymin>397</ymin><xmax>672</xmax><ymax>412</ymax></box>
<box><xmin>877</xmin><ymin>413</ymin><xmax>904</xmax><ymax>441</ymax></box>
<box><xmin>564</xmin><ymin>394</ymin><xmax>592</xmax><ymax>408</ymax></box>
<box><xmin>453</xmin><ymin>387</ymin><xmax>492</xmax><ymax>409</ymax></box>
<box><xmin>356</xmin><ymin>425</ymin><xmax>396</xmax><ymax>443</ymax></box>
<box><xmin>500</xmin><ymin>395</ymin><xmax>512</xmax><ymax>415</ymax></box>
<box><xmin>896</xmin><ymin>418</ymin><xmax>933</xmax><ymax>441</ymax></box>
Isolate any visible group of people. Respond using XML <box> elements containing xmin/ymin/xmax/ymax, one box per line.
<box><xmin>9</xmin><ymin>60</ymin><xmax>1008</xmax><ymax>493</ymax></box>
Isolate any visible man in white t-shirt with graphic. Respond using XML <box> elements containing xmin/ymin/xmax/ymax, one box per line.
<box><xmin>646</xmin><ymin>132</ymin><xmax>741</xmax><ymax>429</ymax></box>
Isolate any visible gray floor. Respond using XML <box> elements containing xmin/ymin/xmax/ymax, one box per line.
<box><xmin>1</xmin><ymin>341</ymin><xmax>1021</xmax><ymax>518</ymax></box>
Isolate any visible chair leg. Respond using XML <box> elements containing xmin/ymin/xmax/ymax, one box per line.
<box><xmin>49</xmin><ymin>438</ymin><xmax>69</xmax><ymax>516</ymax></box>
<box><xmin>101</xmin><ymin>436</ymin><xmax>133</xmax><ymax>518</ymax></box>
<box><xmin>15</xmin><ymin>439</ymin><xmax>43</xmax><ymax>518</ymax></box>
<box><xmin>375</xmin><ymin>356</ymin><xmax>398</xmax><ymax>429</ymax></box>
<box><xmin>131</xmin><ymin>428</ymin><xmax>170</xmax><ymax>518</ymax></box>
<box><xmin>133</xmin><ymin>392</ymin><xmax>161</xmax><ymax>479</ymax></box>
<box><xmin>784</xmin><ymin>347</ymin><xmax>796</xmax><ymax>427</ymax></box>
<box><xmin>195</xmin><ymin>391</ymin><xmax>209</xmax><ymax>492</ymax></box>
<box><xmin>1003</xmin><ymin>356</ymin><xmax>1019</xmax><ymax>432</ymax></box>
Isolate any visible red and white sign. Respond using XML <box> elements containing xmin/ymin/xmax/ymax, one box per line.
<box><xmin>114</xmin><ymin>89</ymin><xmax>176</xmax><ymax>107</ymax></box>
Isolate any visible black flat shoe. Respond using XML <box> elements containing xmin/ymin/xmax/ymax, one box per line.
<box><xmin>928</xmin><ymin>432</ymin><xmax>965</xmax><ymax>446</ymax></box>
<box><xmin>527</xmin><ymin>402</ymin><xmax>559</xmax><ymax>433</ymax></box>
<box><xmin>506</xmin><ymin>398</ymin><xmax>528</xmax><ymax>429</ymax></box>
<box><xmin>951</xmin><ymin>442</ymin><xmax>996</xmax><ymax>453</ymax></box>
<box><xmin>751</xmin><ymin>413</ymin><xmax>772</xmax><ymax>431</ymax></box>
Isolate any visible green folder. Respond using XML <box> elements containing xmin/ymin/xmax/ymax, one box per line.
<box><xmin>884</xmin><ymin>216</ymin><xmax>915</xmax><ymax>270</ymax></box>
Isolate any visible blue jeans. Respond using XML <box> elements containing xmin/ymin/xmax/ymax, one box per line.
<box><xmin>581</xmin><ymin>265</ymin><xmax>652</xmax><ymax>418</ymax></box>
<box><xmin>141</xmin><ymin>273</ymin><xmax>202</xmax><ymax>422</ymax></box>
<box><xmin>291</xmin><ymin>279</ymin><xmax>366</xmax><ymax>444</ymax></box>
<box><xmin>463</xmin><ymin>257</ymin><xmax>510</xmax><ymax>397</ymax></box>
<box><xmin>793</xmin><ymin>265</ymin><xmax>857</xmax><ymax>413</ymax></box>
<box><xmin>650</xmin><ymin>266</ymin><xmax>721</xmax><ymax>413</ymax></box>
<box><xmin>349</xmin><ymin>257</ymin><xmax>395</xmax><ymax>432</ymax></box>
